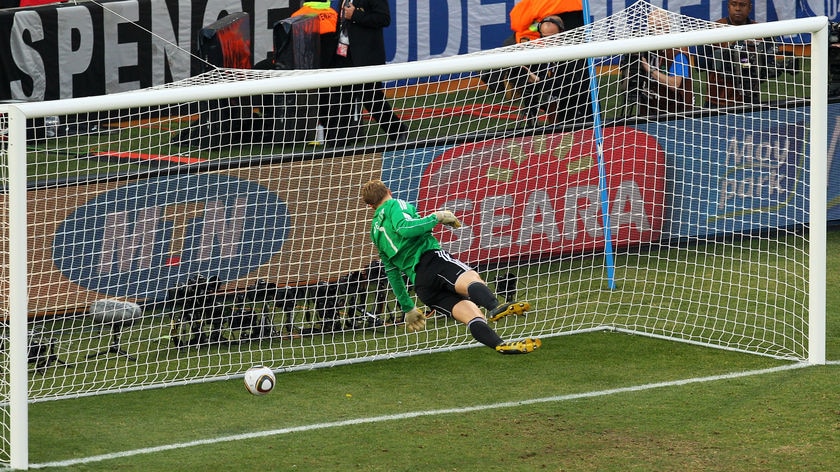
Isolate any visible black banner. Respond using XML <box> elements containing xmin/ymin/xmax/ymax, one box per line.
<box><xmin>0</xmin><ymin>0</ymin><xmax>295</xmax><ymax>101</ymax></box>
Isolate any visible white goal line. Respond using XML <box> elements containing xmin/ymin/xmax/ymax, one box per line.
<box><xmin>26</xmin><ymin>362</ymin><xmax>813</xmax><ymax>470</ymax></box>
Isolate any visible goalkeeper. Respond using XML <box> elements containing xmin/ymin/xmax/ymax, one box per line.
<box><xmin>360</xmin><ymin>180</ymin><xmax>540</xmax><ymax>354</ymax></box>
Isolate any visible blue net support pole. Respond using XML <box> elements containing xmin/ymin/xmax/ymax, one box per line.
<box><xmin>582</xmin><ymin>0</ymin><xmax>616</xmax><ymax>290</ymax></box>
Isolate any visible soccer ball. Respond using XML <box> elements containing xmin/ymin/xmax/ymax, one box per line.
<box><xmin>243</xmin><ymin>365</ymin><xmax>275</xmax><ymax>395</ymax></box>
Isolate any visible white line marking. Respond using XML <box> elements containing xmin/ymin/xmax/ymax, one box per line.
<box><xmin>26</xmin><ymin>362</ymin><xmax>819</xmax><ymax>469</ymax></box>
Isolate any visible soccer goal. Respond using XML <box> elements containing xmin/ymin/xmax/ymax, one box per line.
<box><xmin>0</xmin><ymin>1</ymin><xmax>829</xmax><ymax>468</ymax></box>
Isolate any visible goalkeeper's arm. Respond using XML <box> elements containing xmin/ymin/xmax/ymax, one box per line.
<box><xmin>381</xmin><ymin>257</ymin><xmax>428</xmax><ymax>331</ymax></box>
<box><xmin>381</xmin><ymin>257</ymin><xmax>415</xmax><ymax>314</ymax></box>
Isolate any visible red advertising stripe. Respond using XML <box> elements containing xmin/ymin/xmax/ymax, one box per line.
<box><xmin>416</xmin><ymin>127</ymin><xmax>666</xmax><ymax>264</ymax></box>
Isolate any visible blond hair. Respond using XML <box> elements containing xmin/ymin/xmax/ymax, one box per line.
<box><xmin>360</xmin><ymin>180</ymin><xmax>390</xmax><ymax>206</ymax></box>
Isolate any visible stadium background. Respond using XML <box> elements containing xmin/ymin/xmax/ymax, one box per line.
<box><xmin>0</xmin><ymin>0</ymin><xmax>831</xmax><ymax>101</ymax></box>
<box><xmin>0</xmin><ymin>0</ymin><xmax>837</xmax><ymax>308</ymax></box>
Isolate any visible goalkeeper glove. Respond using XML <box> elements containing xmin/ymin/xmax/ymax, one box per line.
<box><xmin>404</xmin><ymin>307</ymin><xmax>427</xmax><ymax>332</ymax></box>
<box><xmin>434</xmin><ymin>210</ymin><xmax>462</xmax><ymax>228</ymax></box>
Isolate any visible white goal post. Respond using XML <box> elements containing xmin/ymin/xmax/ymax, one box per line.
<box><xmin>0</xmin><ymin>1</ymin><xmax>829</xmax><ymax>467</ymax></box>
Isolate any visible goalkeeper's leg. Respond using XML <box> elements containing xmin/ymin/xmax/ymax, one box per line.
<box><xmin>416</xmin><ymin>252</ymin><xmax>539</xmax><ymax>354</ymax></box>
<box><xmin>457</xmin><ymin>274</ymin><xmax>531</xmax><ymax>322</ymax></box>
<box><xmin>451</xmin><ymin>301</ymin><xmax>540</xmax><ymax>355</ymax></box>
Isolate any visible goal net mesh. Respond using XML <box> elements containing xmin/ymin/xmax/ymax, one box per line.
<box><xmin>0</xmin><ymin>0</ymin><xmax>816</xmax><ymax>421</ymax></box>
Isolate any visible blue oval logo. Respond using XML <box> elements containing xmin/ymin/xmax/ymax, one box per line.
<box><xmin>52</xmin><ymin>174</ymin><xmax>290</xmax><ymax>300</ymax></box>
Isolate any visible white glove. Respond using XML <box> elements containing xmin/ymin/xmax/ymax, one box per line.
<box><xmin>434</xmin><ymin>210</ymin><xmax>462</xmax><ymax>229</ymax></box>
<box><xmin>404</xmin><ymin>307</ymin><xmax>427</xmax><ymax>332</ymax></box>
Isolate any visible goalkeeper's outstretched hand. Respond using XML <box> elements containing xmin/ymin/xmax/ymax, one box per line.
<box><xmin>404</xmin><ymin>307</ymin><xmax>427</xmax><ymax>332</ymax></box>
<box><xmin>434</xmin><ymin>210</ymin><xmax>462</xmax><ymax>228</ymax></box>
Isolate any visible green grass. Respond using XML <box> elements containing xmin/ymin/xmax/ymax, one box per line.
<box><xmin>15</xmin><ymin>230</ymin><xmax>838</xmax><ymax>471</ymax></box>
<box><xmin>26</xmin><ymin>333</ymin><xmax>838</xmax><ymax>471</ymax></box>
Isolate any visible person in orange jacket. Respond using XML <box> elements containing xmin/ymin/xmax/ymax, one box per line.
<box><xmin>509</xmin><ymin>0</ymin><xmax>583</xmax><ymax>43</ymax></box>
<box><xmin>503</xmin><ymin>1</ymin><xmax>592</xmax><ymax>126</ymax></box>
<box><xmin>291</xmin><ymin>0</ymin><xmax>338</xmax><ymax>34</ymax></box>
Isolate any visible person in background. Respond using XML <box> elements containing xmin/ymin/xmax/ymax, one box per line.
<box><xmin>503</xmin><ymin>0</ymin><xmax>592</xmax><ymax>127</ymax></box>
<box><xmin>360</xmin><ymin>180</ymin><xmax>541</xmax><ymax>355</ymax></box>
<box><xmin>292</xmin><ymin>0</ymin><xmax>339</xmax><ymax>67</ymax></box>
<box><xmin>632</xmin><ymin>9</ymin><xmax>694</xmax><ymax>116</ymax></box>
<box><xmin>716</xmin><ymin>0</ymin><xmax>755</xmax><ymax>26</ymax></box>
<box><xmin>480</xmin><ymin>0</ymin><xmax>586</xmax><ymax>99</ymax></box>
<box><xmin>507</xmin><ymin>14</ymin><xmax>593</xmax><ymax>127</ymax></box>
<box><xmin>509</xmin><ymin>0</ymin><xmax>584</xmax><ymax>43</ymax></box>
<box><xmin>705</xmin><ymin>0</ymin><xmax>767</xmax><ymax>106</ymax></box>
<box><xmin>323</xmin><ymin>0</ymin><xmax>408</xmax><ymax>146</ymax></box>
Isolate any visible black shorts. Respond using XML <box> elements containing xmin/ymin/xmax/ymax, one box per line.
<box><xmin>414</xmin><ymin>250</ymin><xmax>473</xmax><ymax>317</ymax></box>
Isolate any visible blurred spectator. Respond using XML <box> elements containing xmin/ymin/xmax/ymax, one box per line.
<box><xmin>507</xmin><ymin>14</ymin><xmax>593</xmax><ymax>127</ymax></box>
<box><xmin>703</xmin><ymin>0</ymin><xmax>792</xmax><ymax>107</ymax></box>
<box><xmin>509</xmin><ymin>0</ymin><xmax>584</xmax><ymax>43</ymax></box>
<box><xmin>716</xmin><ymin>0</ymin><xmax>755</xmax><ymax>26</ymax></box>
<box><xmin>623</xmin><ymin>9</ymin><xmax>694</xmax><ymax>116</ymax></box>
<box><xmin>480</xmin><ymin>0</ymin><xmax>586</xmax><ymax>99</ymax></box>
<box><xmin>322</xmin><ymin>0</ymin><xmax>408</xmax><ymax>145</ymax></box>
<box><xmin>705</xmin><ymin>0</ymin><xmax>762</xmax><ymax>106</ymax></box>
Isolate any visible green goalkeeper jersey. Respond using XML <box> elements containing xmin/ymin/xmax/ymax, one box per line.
<box><xmin>370</xmin><ymin>198</ymin><xmax>440</xmax><ymax>313</ymax></box>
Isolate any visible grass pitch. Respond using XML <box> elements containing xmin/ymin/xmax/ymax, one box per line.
<box><xmin>21</xmin><ymin>230</ymin><xmax>840</xmax><ymax>471</ymax></box>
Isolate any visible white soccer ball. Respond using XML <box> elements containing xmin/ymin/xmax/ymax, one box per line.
<box><xmin>243</xmin><ymin>365</ymin><xmax>276</xmax><ymax>395</ymax></box>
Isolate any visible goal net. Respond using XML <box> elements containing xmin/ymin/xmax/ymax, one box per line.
<box><xmin>0</xmin><ymin>1</ymin><xmax>828</xmax><ymax>467</ymax></box>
